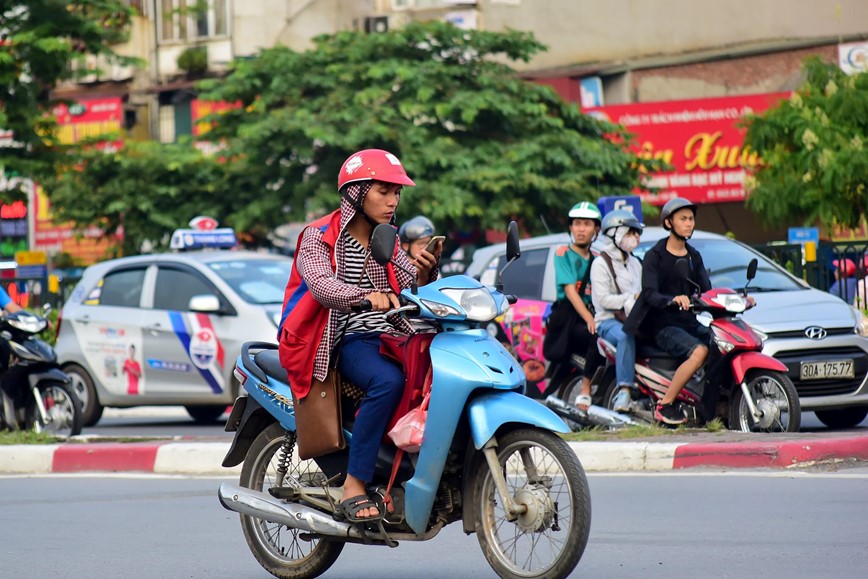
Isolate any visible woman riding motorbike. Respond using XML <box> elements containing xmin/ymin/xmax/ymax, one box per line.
<box><xmin>277</xmin><ymin>149</ymin><xmax>441</xmax><ymax>522</ymax></box>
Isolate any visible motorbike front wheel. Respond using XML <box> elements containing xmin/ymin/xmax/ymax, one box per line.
<box><xmin>473</xmin><ymin>427</ymin><xmax>591</xmax><ymax>579</ymax></box>
<box><xmin>27</xmin><ymin>381</ymin><xmax>83</xmax><ymax>437</ymax></box>
<box><xmin>239</xmin><ymin>422</ymin><xmax>343</xmax><ymax>579</ymax></box>
<box><xmin>729</xmin><ymin>370</ymin><xmax>801</xmax><ymax>432</ymax></box>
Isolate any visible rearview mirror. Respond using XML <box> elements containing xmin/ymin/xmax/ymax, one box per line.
<box><xmin>674</xmin><ymin>258</ymin><xmax>691</xmax><ymax>280</ymax></box>
<box><xmin>746</xmin><ymin>258</ymin><xmax>758</xmax><ymax>281</ymax></box>
<box><xmin>370</xmin><ymin>224</ymin><xmax>397</xmax><ymax>266</ymax></box>
<box><xmin>506</xmin><ymin>221</ymin><xmax>521</xmax><ymax>262</ymax></box>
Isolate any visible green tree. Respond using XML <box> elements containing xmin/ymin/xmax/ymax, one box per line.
<box><xmin>0</xmin><ymin>0</ymin><xmax>134</xmax><ymax>191</ymax></box>
<box><xmin>198</xmin><ymin>21</ymin><xmax>656</xmax><ymax>237</ymax></box>
<box><xmin>743</xmin><ymin>58</ymin><xmax>868</xmax><ymax>229</ymax></box>
<box><xmin>47</xmin><ymin>139</ymin><xmax>227</xmax><ymax>255</ymax></box>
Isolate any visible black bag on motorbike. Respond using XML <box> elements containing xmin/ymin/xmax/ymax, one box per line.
<box><xmin>292</xmin><ymin>369</ymin><xmax>346</xmax><ymax>460</ymax></box>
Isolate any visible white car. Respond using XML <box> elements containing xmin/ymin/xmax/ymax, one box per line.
<box><xmin>56</xmin><ymin>246</ymin><xmax>292</xmax><ymax>426</ymax></box>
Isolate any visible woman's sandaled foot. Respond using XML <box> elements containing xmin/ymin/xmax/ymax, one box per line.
<box><xmin>575</xmin><ymin>393</ymin><xmax>592</xmax><ymax>412</ymax></box>
<box><xmin>334</xmin><ymin>495</ymin><xmax>382</xmax><ymax>523</ymax></box>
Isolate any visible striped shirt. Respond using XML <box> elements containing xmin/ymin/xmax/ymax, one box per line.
<box><xmin>340</xmin><ymin>232</ymin><xmax>395</xmax><ymax>335</ymax></box>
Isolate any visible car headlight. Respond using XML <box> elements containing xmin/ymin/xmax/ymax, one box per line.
<box><xmin>752</xmin><ymin>329</ymin><xmax>768</xmax><ymax>346</ymax></box>
<box><xmin>852</xmin><ymin>307</ymin><xmax>868</xmax><ymax>337</ymax></box>
<box><xmin>711</xmin><ymin>294</ymin><xmax>747</xmax><ymax>313</ymax></box>
<box><xmin>440</xmin><ymin>288</ymin><xmax>498</xmax><ymax>322</ymax></box>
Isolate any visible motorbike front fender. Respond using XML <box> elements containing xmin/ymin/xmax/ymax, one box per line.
<box><xmin>731</xmin><ymin>351</ymin><xmax>788</xmax><ymax>385</ymax></box>
<box><xmin>467</xmin><ymin>391</ymin><xmax>569</xmax><ymax>450</ymax></box>
<box><xmin>28</xmin><ymin>368</ymin><xmax>71</xmax><ymax>388</ymax></box>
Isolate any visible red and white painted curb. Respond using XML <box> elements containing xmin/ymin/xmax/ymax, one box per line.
<box><xmin>2</xmin><ymin>436</ymin><xmax>867</xmax><ymax>475</ymax></box>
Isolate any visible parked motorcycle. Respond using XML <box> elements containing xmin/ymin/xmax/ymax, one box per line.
<box><xmin>0</xmin><ymin>308</ymin><xmax>82</xmax><ymax>437</ymax></box>
<box><xmin>596</xmin><ymin>258</ymin><xmax>801</xmax><ymax>432</ymax></box>
<box><xmin>218</xmin><ymin>222</ymin><xmax>591</xmax><ymax>579</ymax></box>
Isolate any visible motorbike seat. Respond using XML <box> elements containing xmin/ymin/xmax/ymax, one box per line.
<box><xmin>253</xmin><ymin>349</ymin><xmax>286</xmax><ymax>381</ymax></box>
<box><xmin>636</xmin><ymin>341</ymin><xmax>680</xmax><ymax>359</ymax></box>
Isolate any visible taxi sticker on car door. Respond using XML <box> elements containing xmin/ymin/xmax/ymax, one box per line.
<box><xmin>169</xmin><ymin>311</ymin><xmax>226</xmax><ymax>393</ymax></box>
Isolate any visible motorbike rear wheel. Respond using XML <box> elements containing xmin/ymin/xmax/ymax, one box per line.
<box><xmin>729</xmin><ymin>370</ymin><xmax>801</xmax><ymax>432</ymax></box>
<box><xmin>239</xmin><ymin>422</ymin><xmax>343</xmax><ymax>579</ymax></box>
<box><xmin>473</xmin><ymin>428</ymin><xmax>591</xmax><ymax>579</ymax></box>
<box><xmin>27</xmin><ymin>381</ymin><xmax>82</xmax><ymax>437</ymax></box>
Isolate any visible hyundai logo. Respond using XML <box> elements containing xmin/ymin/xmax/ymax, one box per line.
<box><xmin>805</xmin><ymin>326</ymin><xmax>827</xmax><ymax>340</ymax></box>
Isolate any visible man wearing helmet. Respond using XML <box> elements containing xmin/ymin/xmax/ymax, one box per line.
<box><xmin>277</xmin><ymin>149</ymin><xmax>441</xmax><ymax>522</ymax></box>
<box><xmin>626</xmin><ymin>197</ymin><xmax>711</xmax><ymax>425</ymax></box>
<box><xmin>542</xmin><ymin>201</ymin><xmax>605</xmax><ymax>412</ymax></box>
<box><xmin>590</xmin><ymin>209</ymin><xmax>644</xmax><ymax>413</ymax></box>
<box><xmin>398</xmin><ymin>215</ymin><xmax>441</xmax><ymax>266</ymax></box>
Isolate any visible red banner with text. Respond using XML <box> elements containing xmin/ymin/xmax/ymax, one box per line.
<box><xmin>584</xmin><ymin>93</ymin><xmax>789</xmax><ymax>206</ymax></box>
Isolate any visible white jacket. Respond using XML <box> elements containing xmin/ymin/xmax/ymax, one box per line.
<box><xmin>591</xmin><ymin>239</ymin><xmax>643</xmax><ymax>323</ymax></box>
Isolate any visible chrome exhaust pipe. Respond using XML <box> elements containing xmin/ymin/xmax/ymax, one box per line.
<box><xmin>218</xmin><ymin>483</ymin><xmax>363</xmax><ymax>539</ymax></box>
<box><xmin>545</xmin><ymin>395</ymin><xmax>641</xmax><ymax>427</ymax></box>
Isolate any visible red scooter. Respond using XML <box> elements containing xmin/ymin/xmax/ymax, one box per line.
<box><xmin>597</xmin><ymin>258</ymin><xmax>801</xmax><ymax>432</ymax></box>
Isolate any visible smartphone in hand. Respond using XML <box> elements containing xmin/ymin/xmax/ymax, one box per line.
<box><xmin>425</xmin><ymin>235</ymin><xmax>446</xmax><ymax>253</ymax></box>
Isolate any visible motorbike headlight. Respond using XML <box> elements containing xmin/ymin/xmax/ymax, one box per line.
<box><xmin>420</xmin><ymin>299</ymin><xmax>461</xmax><ymax>318</ymax></box>
<box><xmin>440</xmin><ymin>288</ymin><xmax>499</xmax><ymax>322</ymax></box>
<box><xmin>711</xmin><ymin>294</ymin><xmax>747</xmax><ymax>313</ymax></box>
<box><xmin>8</xmin><ymin>315</ymin><xmax>46</xmax><ymax>333</ymax></box>
<box><xmin>852</xmin><ymin>307</ymin><xmax>868</xmax><ymax>337</ymax></box>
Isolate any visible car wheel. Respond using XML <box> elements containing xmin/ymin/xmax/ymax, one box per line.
<box><xmin>64</xmin><ymin>364</ymin><xmax>104</xmax><ymax>427</ymax></box>
<box><xmin>814</xmin><ymin>407</ymin><xmax>868</xmax><ymax>429</ymax></box>
<box><xmin>185</xmin><ymin>405</ymin><xmax>227</xmax><ymax>423</ymax></box>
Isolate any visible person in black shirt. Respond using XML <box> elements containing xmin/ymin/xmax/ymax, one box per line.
<box><xmin>633</xmin><ymin>198</ymin><xmax>711</xmax><ymax>424</ymax></box>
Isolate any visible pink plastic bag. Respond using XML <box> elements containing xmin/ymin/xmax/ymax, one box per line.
<box><xmin>387</xmin><ymin>394</ymin><xmax>429</xmax><ymax>453</ymax></box>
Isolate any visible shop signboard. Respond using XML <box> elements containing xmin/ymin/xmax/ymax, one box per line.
<box><xmin>584</xmin><ymin>93</ymin><xmax>789</xmax><ymax>206</ymax></box>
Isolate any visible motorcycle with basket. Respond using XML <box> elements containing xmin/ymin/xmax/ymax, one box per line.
<box><xmin>218</xmin><ymin>222</ymin><xmax>591</xmax><ymax>579</ymax></box>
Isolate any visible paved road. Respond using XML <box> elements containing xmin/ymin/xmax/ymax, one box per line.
<box><xmin>2</xmin><ymin>471</ymin><xmax>866</xmax><ymax>578</ymax></box>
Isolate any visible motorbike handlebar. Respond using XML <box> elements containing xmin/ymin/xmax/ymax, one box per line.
<box><xmin>351</xmin><ymin>300</ymin><xmax>373</xmax><ymax>312</ymax></box>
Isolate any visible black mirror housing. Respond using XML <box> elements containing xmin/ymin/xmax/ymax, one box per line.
<box><xmin>370</xmin><ymin>224</ymin><xmax>397</xmax><ymax>266</ymax></box>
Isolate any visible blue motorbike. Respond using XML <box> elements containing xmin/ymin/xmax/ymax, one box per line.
<box><xmin>218</xmin><ymin>222</ymin><xmax>591</xmax><ymax>579</ymax></box>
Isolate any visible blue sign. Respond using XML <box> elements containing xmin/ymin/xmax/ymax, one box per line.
<box><xmin>597</xmin><ymin>196</ymin><xmax>643</xmax><ymax>222</ymax></box>
<box><xmin>16</xmin><ymin>265</ymin><xmax>47</xmax><ymax>279</ymax></box>
<box><xmin>787</xmin><ymin>227</ymin><xmax>819</xmax><ymax>245</ymax></box>
<box><xmin>580</xmin><ymin>77</ymin><xmax>604</xmax><ymax>108</ymax></box>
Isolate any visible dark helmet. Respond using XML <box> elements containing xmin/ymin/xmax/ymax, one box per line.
<box><xmin>660</xmin><ymin>197</ymin><xmax>698</xmax><ymax>231</ymax></box>
<box><xmin>601</xmin><ymin>209</ymin><xmax>644</xmax><ymax>237</ymax></box>
<box><xmin>398</xmin><ymin>215</ymin><xmax>435</xmax><ymax>244</ymax></box>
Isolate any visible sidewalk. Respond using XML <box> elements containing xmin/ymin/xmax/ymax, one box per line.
<box><xmin>2</xmin><ymin>430</ymin><xmax>867</xmax><ymax>475</ymax></box>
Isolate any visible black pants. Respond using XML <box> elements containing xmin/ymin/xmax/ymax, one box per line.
<box><xmin>544</xmin><ymin>302</ymin><xmax>603</xmax><ymax>380</ymax></box>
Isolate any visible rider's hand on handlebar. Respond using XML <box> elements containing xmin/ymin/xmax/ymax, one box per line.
<box><xmin>672</xmin><ymin>295</ymin><xmax>692</xmax><ymax>311</ymax></box>
<box><xmin>364</xmin><ymin>291</ymin><xmax>401</xmax><ymax>312</ymax></box>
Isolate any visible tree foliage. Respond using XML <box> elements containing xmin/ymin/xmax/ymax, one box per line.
<box><xmin>198</xmin><ymin>21</ymin><xmax>655</xmax><ymax>238</ymax></box>
<box><xmin>0</xmin><ymin>0</ymin><xmax>134</xmax><ymax>189</ymax></box>
<box><xmin>48</xmin><ymin>139</ymin><xmax>227</xmax><ymax>255</ymax></box>
<box><xmin>744</xmin><ymin>58</ymin><xmax>868</xmax><ymax>228</ymax></box>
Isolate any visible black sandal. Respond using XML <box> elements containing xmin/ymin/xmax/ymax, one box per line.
<box><xmin>333</xmin><ymin>494</ymin><xmax>383</xmax><ymax>523</ymax></box>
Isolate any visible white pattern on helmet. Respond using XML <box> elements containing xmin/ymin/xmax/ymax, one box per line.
<box><xmin>384</xmin><ymin>153</ymin><xmax>402</xmax><ymax>165</ymax></box>
<box><xmin>345</xmin><ymin>155</ymin><xmax>363</xmax><ymax>174</ymax></box>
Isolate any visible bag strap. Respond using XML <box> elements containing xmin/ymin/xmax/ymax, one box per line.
<box><xmin>600</xmin><ymin>252</ymin><xmax>623</xmax><ymax>294</ymax></box>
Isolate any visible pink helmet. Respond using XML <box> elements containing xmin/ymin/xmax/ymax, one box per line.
<box><xmin>833</xmin><ymin>258</ymin><xmax>856</xmax><ymax>277</ymax></box>
<box><xmin>337</xmin><ymin>149</ymin><xmax>415</xmax><ymax>190</ymax></box>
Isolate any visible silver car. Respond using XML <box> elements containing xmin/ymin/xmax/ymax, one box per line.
<box><xmin>55</xmin><ymin>250</ymin><xmax>292</xmax><ymax>426</ymax></box>
<box><xmin>467</xmin><ymin>227</ymin><xmax>868</xmax><ymax>429</ymax></box>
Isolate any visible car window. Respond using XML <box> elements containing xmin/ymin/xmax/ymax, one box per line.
<box><xmin>635</xmin><ymin>239</ymin><xmax>804</xmax><ymax>291</ymax></box>
<box><xmin>208</xmin><ymin>259</ymin><xmax>292</xmax><ymax>304</ymax></box>
<box><xmin>153</xmin><ymin>267</ymin><xmax>217</xmax><ymax>311</ymax></box>
<box><xmin>489</xmin><ymin>248</ymin><xmax>549</xmax><ymax>300</ymax></box>
<box><xmin>92</xmin><ymin>268</ymin><xmax>147</xmax><ymax>308</ymax></box>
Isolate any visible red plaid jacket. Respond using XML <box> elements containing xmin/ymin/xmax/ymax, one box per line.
<box><xmin>278</xmin><ymin>195</ymin><xmax>420</xmax><ymax>399</ymax></box>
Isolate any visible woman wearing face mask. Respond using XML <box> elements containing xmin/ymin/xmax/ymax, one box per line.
<box><xmin>590</xmin><ymin>209</ymin><xmax>644</xmax><ymax>413</ymax></box>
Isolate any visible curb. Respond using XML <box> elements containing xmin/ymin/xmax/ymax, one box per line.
<box><xmin>2</xmin><ymin>435</ymin><xmax>867</xmax><ymax>475</ymax></box>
